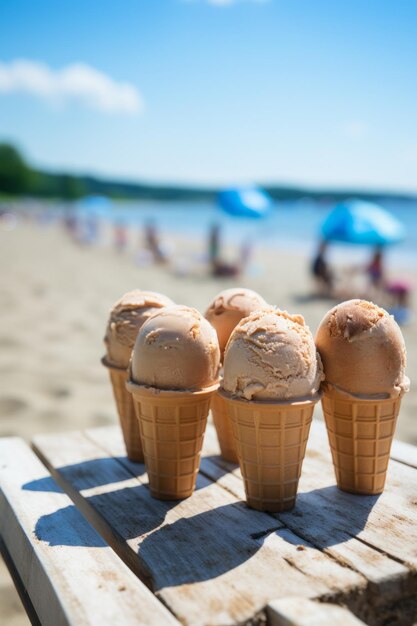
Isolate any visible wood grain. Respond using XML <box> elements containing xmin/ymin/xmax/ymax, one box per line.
<box><xmin>0</xmin><ymin>437</ymin><xmax>179</xmax><ymax>626</ymax></box>
<box><xmin>27</xmin><ymin>419</ymin><xmax>417</xmax><ymax>626</ymax></box>
<box><xmin>267</xmin><ymin>598</ymin><xmax>366</xmax><ymax>625</ymax></box>
<box><xmin>391</xmin><ymin>438</ymin><xmax>417</xmax><ymax>469</ymax></box>
<box><xmin>201</xmin><ymin>422</ymin><xmax>416</xmax><ymax>583</ymax></box>
<box><xmin>32</xmin><ymin>426</ymin><xmax>365</xmax><ymax>626</ymax></box>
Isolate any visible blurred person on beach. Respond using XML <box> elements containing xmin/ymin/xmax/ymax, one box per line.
<box><xmin>336</xmin><ymin>247</ymin><xmax>412</xmax><ymax>325</ymax></box>
<box><xmin>208</xmin><ymin>223</ymin><xmax>251</xmax><ymax>278</ymax></box>
<box><xmin>83</xmin><ymin>214</ymin><xmax>100</xmax><ymax>246</ymax></box>
<box><xmin>311</xmin><ymin>240</ymin><xmax>334</xmax><ymax>296</ymax></box>
<box><xmin>0</xmin><ymin>210</ymin><xmax>18</xmax><ymax>231</ymax></box>
<box><xmin>365</xmin><ymin>248</ymin><xmax>413</xmax><ymax>324</ymax></box>
<box><xmin>367</xmin><ymin>247</ymin><xmax>414</xmax><ymax>324</ymax></box>
<box><xmin>63</xmin><ymin>210</ymin><xmax>79</xmax><ymax>243</ymax></box>
<box><xmin>366</xmin><ymin>247</ymin><xmax>384</xmax><ymax>293</ymax></box>
<box><xmin>114</xmin><ymin>221</ymin><xmax>128</xmax><ymax>253</ymax></box>
<box><xmin>386</xmin><ymin>280</ymin><xmax>413</xmax><ymax>324</ymax></box>
<box><xmin>354</xmin><ymin>246</ymin><xmax>387</xmax><ymax>302</ymax></box>
<box><xmin>144</xmin><ymin>219</ymin><xmax>168</xmax><ymax>264</ymax></box>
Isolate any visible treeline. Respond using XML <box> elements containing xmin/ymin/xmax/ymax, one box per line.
<box><xmin>0</xmin><ymin>144</ymin><xmax>217</xmax><ymax>201</ymax></box>
<box><xmin>0</xmin><ymin>142</ymin><xmax>415</xmax><ymax>203</ymax></box>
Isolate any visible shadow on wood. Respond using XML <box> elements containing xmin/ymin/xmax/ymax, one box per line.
<box><xmin>22</xmin><ymin>457</ymin><xmax>147</xmax><ymax>491</ymax></box>
<box><xmin>32</xmin><ymin>493</ymin><xmax>265</xmax><ymax>585</ymax></box>
<box><xmin>138</xmin><ymin>502</ymin><xmax>265</xmax><ymax>588</ymax></box>
<box><xmin>32</xmin><ymin>484</ymin><xmax>179</xmax><ymax>544</ymax></box>
<box><xmin>203</xmin><ymin>454</ymin><xmax>238</xmax><ymax>474</ymax></box>
<box><xmin>34</xmin><ymin>503</ymin><xmax>107</xmax><ymax>547</ymax></box>
<box><xmin>286</xmin><ymin>485</ymin><xmax>381</xmax><ymax>547</ymax></box>
<box><xmin>21</xmin><ymin>476</ymin><xmax>63</xmax><ymax>493</ymax></box>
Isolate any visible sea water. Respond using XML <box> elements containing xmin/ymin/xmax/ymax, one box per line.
<box><xmin>73</xmin><ymin>197</ymin><xmax>417</xmax><ymax>270</ymax></box>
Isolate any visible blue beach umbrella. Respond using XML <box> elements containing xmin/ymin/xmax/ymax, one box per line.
<box><xmin>321</xmin><ymin>200</ymin><xmax>405</xmax><ymax>246</ymax></box>
<box><xmin>218</xmin><ymin>186</ymin><xmax>272</xmax><ymax>219</ymax></box>
<box><xmin>78</xmin><ymin>195</ymin><xmax>112</xmax><ymax>211</ymax></box>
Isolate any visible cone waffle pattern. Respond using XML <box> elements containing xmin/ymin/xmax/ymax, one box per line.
<box><xmin>322</xmin><ymin>388</ymin><xmax>401</xmax><ymax>494</ymax></box>
<box><xmin>227</xmin><ymin>399</ymin><xmax>314</xmax><ymax>512</ymax></box>
<box><xmin>108</xmin><ymin>368</ymin><xmax>144</xmax><ymax>462</ymax></box>
<box><xmin>131</xmin><ymin>389</ymin><xmax>213</xmax><ymax>500</ymax></box>
<box><xmin>211</xmin><ymin>391</ymin><xmax>238</xmax><ymax>463</ymax></box>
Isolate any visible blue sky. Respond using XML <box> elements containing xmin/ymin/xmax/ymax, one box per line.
<box><xmin>1</xmin><ymin>0</ymin><xmax>417</xmax><ymax>191</ymax></box>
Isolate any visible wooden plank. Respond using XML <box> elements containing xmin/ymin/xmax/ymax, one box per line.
<box><xmin>91</xmin><ymin>423</ymin><xmax>417</xmax><ymax>625</ymax></box>
<box><xmin>0</xmin><ymin>437</ymin><xmax>179</xmax><ymax>626</ymax></box>
<box><xmin>303</xmin><ymin>422</ymin><xmax>417</xmax><ymax>570</ymax></box>
<box><xmin>86</xmin><ymin>426</ymin><xmax>364</xmax><ymax>596</ymax></box>
<box><xmin>267</xmin><ymin>598</ymin><xmax>366</xmax><ymax>626</ymax></box>
<box><xmin>199</xmin><ymin>422</ymin><xmax>417</xmax><ymax>626</ymax></box>
<box><xmin>391</xmin><ymin>438</ymin><xmax>417</xmax><ymax>469</ymax></box>
<box><xmin>0</xmin><ymin>537</ymin><xmax>42</xmax><ymax>626</ymax></box>
<box><xmin>89</xmin><ymin>424</ymin><xmax>417</xmax><ymax>608</ymax></box>
<box><xmin>32</xmin><ymin>427</ymin><xmax>366</xmax><ymax>626</ymax></box>
<box><xmin>199</xmin><ymin>423</ymin><xmax>413</xmax><ymax>590</ymax></box>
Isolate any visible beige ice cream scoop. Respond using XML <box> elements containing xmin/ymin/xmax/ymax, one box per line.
<box><xmin>104</xmin><ymin>290</ymin><xmax>174</xmax><ymax>368</ymax></box>
<box><xmin>131</xmin><ymin>305</ymin><xmax>220</xmax><ymax>390</ymax></box>
<box><xmin>205</xmin><ymin>288</ymin><xmax>268</xmax><ymax>358</ymax></box>
<box><xmin>315</xmin><ymin>299</ymin><xmax>409</xmax><ymax>397</ymax></box>
<box><xmin>223</xmin><ymin>308</ymin><xmax>324</xmax><ymax>401</ymax></box>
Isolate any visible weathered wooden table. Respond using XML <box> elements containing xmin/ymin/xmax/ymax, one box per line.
<box><xmin>1</xmin><ymin>419</ymin><xmax>416</xmax><ymax>626</ymax></box>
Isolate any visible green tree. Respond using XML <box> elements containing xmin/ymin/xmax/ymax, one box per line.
<box><xmin>58</xmin><ymin>174</ymin><xmax>86</xmax><ymax>199</ymax></box>
<box><xmin>0</xmin><ymin>144</ymin><xmax>30</xmax><ymax>194</ymax></box>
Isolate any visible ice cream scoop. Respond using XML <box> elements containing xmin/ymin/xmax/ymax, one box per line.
<box><xmin>316</xmin><ymin>299</ymin><xmax>409</xmax><ymax>495</ymax></box>
<box><xmin>102</xmin><ymin>289</ymin><xmax>174</xmax><ymax>462</ymax></box>
<box><xmin>104</xmin><ymin>290</ymin><xmax>174</xmax><ymax>368</ymax></box>
<box><xmin>220</xmin><ymin>307</ymin><xmax>322</xmax><ymax>512</ymax></box>
<box><xmin>205</xmin><ymin>288</ymin><xmax>268</xmax><ymax>358</ymax></box>
<box><xmin>205</xmin><ymin>287</ymin><xmax>268</xmax><ymax>463</ymax></box>
<box><xmin>315</xmin><ymin>299</ymin><xmax>409</xmax><ymax>397</ymax></box>
<box><xmin>223</xmin><ymin>308</ymin><xmax>324</xmax><ymax>401</ymax></box>
<box><xmin>131</xmin><ymin>305</ymin><xmax>220</xmax><ymax>390</ymax></box>
<box><xmin>127</xmin><ymin>305</ymin><xmax>220</xmax><ymax>500</ymax></box>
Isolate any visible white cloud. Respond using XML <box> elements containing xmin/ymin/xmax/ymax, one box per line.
<box><xmin>343</xmin><ymin>120</ymin><xmax>368</xmax><ymax>140</ymax></box>
<box><xmin>0</xmin><ymin>59</ymin><xmax>143</xmax><ymax>115</ymax></box>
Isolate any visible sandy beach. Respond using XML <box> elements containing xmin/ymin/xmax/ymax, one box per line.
<box><xmin>1</xmin><ymin>217</ymin><xmax>416</xmax><ymax>624</ymax></box>
<box><xmin>1</xmin><ymin>217</ymin><xmax>416</xmax><ymax>443</ymax></box>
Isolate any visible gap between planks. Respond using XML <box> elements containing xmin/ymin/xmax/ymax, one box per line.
<box><xmin>88</xmin><ymin>422</ymin><xmax>417</xmax><ymax>626</ymax></box>
<box><xmin>32</xmin><ymin>426</ymin><xmax>367</xmax><ymax>626</ymax></box>
<box><xmin>31</xmin><ymin>421</ymin><xmax>417</xmax><ymax>626</ymax></box>
<box><xmin>86</xmin><ymin>422</ymin><xmax>417</xmax><ymax>584</ymax></box>
<box><xmin>0</xmin><ymin>437</ymin><xmax>179</xmax><ymax>626</ymax></box>
<box><xmin>211</xmin><ymin>424</ymin><xmax>417</xmax><ymax>564</ymax></box>
<box><xmin>201</xmin><ymin>420</ymin><xmax>417</xmax><ymax>622</ymax></box>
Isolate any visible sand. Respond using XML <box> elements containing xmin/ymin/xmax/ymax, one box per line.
<box><xmin>0</xmin><ymin>216</ymin><xmax>416</xmax><ymax>623</ymax></box>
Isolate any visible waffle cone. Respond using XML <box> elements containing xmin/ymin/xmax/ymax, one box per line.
<box><xmin>211</xmin><ymin>390</ymin><xmax>238</xmax><ymax>463</ymax></box>
<box><xmin>219</xmin><ymin>389</ymin><xmax>320</xmax><ymax>512</ymax></box>
<box><xmin>126</xmin><ymin>380</ymin><xmax>218</xmax><ymax>500</ymax></box>
<box><xmin>102</xmin><ymin>357</ymin><xmax>144</xmax><ymax>462</ymax></box>
<box><xmin>321</xmin><ymin>383</ymin><xmax>402</xmax><ymax>495</ymax></box>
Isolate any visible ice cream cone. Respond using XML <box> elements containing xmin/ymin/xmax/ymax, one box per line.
<box><xmin>126</xmin><ymin>379</ymin><xmax>219</xmax><ymax>500</ymax></box>
<box><xmin>102</xmin><ymin>357</ymin><xmax>144</xmax><ymax>462</ymax></box>
<box><xmin>219</xmin><ymin>389</ymin><xmax>320</xmax><ymax>512</ymax></box>
<box><xmin>321</xmin><ymin>383</ymin><xmax>403</xmax><ymax>495</ymax></box>
<box><xmin>211</xmin><ymin>390</ymin><xmax>238</xmax><ymax>463</ymax></box>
